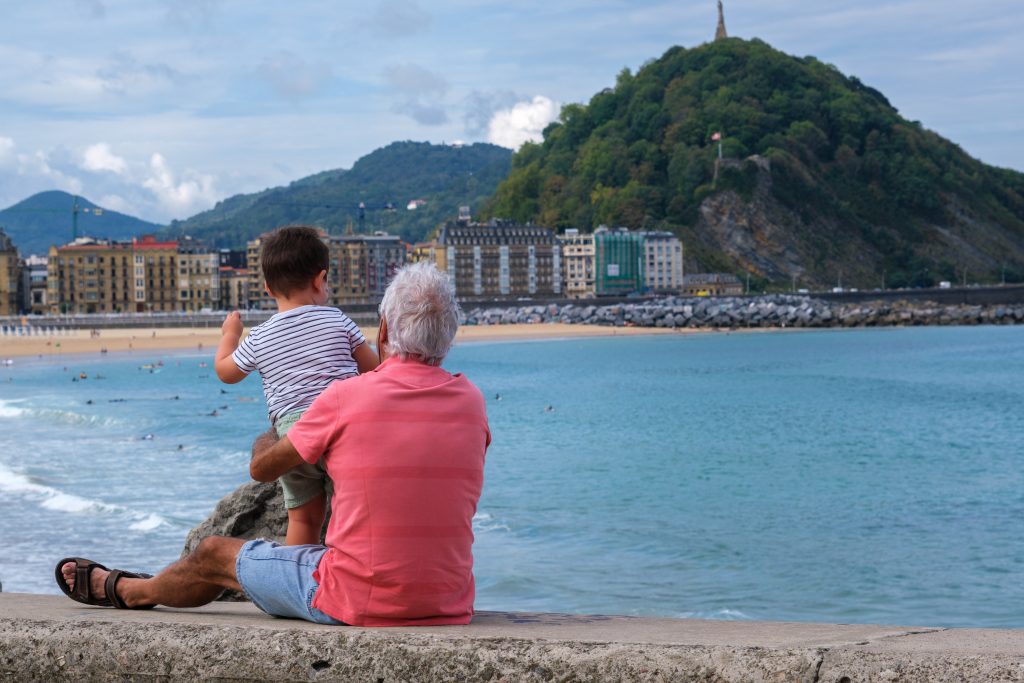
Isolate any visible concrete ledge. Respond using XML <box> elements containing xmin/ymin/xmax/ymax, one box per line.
<box><xmin>2</xmin><ymin>594</ymin><xmax>1023</xmax><ymax>681</ymax></box>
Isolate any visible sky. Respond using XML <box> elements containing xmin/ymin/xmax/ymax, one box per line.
<box><xmin>1</xmin><ymin>0</ymin><xmax>1021</xmax><ymax>225</ymax></box>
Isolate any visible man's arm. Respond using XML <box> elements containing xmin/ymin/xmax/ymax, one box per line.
<box><xmin>250</xmin><ymin>428</ymin><xmax>305</xmax><ymax>482</ymax></box>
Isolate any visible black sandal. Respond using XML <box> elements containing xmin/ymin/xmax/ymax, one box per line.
<box><xmin>54</xmin><ymin>557</ymin><xmax>155</xmax><ymax>609</ymax></box>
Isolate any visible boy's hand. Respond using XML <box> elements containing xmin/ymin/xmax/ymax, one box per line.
<box><xmin>222</xmin><ymin>311</ymin><xmax>243</xmax><ymax>338</ymax></box>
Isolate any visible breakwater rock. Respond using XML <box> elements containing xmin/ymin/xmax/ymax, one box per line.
<box><xmin>463</xmin><ymin>295</ymin><xmax>1024</xmax><ymax>329</ymax></box>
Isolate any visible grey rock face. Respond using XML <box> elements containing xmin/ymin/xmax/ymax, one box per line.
<box><xmin>180</xmin><ymin>481</ymin><xmax>287</xmax><ymax>560</ymax></box>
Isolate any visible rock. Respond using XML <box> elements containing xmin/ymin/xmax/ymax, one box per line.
<box><xmin>181</xmin><ymin>480</ymin><xmax>331</xmax><ymax>601</ymax></box>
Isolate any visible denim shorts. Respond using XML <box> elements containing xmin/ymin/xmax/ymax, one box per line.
<box><xmin>235</xmin><ymin>539</ymin><xmax>344</xmax><ymax>625</ymax></box>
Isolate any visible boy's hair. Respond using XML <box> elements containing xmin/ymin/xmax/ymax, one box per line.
<box><xmin>261</xmin><ymin>225</ymin><xmax>329</xmax><ymax>297</ymax></box>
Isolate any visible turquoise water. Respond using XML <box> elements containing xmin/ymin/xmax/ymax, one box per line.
<box><xmin>1</xmin><ymin>326</ymin><xmax>1023</xmax><ymax>627</ymax></box>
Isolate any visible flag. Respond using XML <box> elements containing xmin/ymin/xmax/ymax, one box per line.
<box><xmin>711</xmin><ymin>132</ymin><xmax>721</xmax><ymax>141</ymax></box>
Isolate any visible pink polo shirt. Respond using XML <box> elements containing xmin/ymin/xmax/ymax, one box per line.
<box><xmin>287</xmin><ymin>356</ymin><xmax>490</xmax><ymax>626</ymax></box>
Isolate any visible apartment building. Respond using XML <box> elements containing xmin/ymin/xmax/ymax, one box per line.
<box><xmin>0</xmin><ymin>230</ymin><xmax>19</xmax><ymax>315</ymax></box>
<box><xmin>177</xmin><ymin>238</ymin><xmax>220</xmax><ymax>312</ymax></box>
<box><xmin>24</xmin><ymin>255</ymin><xmax>48</xmax><ymax>314</ymax></box>
<box><xmin>558</xmin><ymin>229</ymin><xmax>595</xmax><ymax>299</ymax></box>
<box><xmin>641</xmin><ymin>231</ymin><xmax>684</xmax><ymax>292</ymax></box>
<box><xmin>435</xmin><ymin>208</ymin><xmax>560</xmax><ymax>299</ymax></box>
<box><xmin>328</xmin><ymin>232</ymin><xmax>405</xmax><ymax>304</ymax></box>
<box><xmin>593</xmin><ymin>226</ymin><xmax>645</xmax><ymax>296</ymax></box>
<box><xmin>47</xmin><ymin>238</ymin><xmax>135</xmax><ymax>314</ymax></box>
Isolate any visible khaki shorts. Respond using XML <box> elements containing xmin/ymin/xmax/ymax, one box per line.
<box><xmin>274</xmin><ymin>410</ymin><xmax>328</xmax><ymax>509</ymax></box>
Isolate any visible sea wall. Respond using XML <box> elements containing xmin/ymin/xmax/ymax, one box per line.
<box><xmin>3</xmin><ymin>593</ymin><xmax>1024</xmax><ymax>682</ymax></box>
<box><xmin>465</xmin><ymin>294</ymin><xmax>1024</xmax><ymax>329</ymax></box>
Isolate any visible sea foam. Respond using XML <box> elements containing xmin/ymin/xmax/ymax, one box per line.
<box><xmin>0</xmin><ymin>461</ymin><xmax>165</xmax><ymax>530</ymax></box>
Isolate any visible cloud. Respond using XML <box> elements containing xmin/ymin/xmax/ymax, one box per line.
<box><xmin>82</xmin><ymin>143</ymin><xmax>128</xmax><ymax>175</ymax></box>
<box><xmin>382</xmin><ymin>63</ymin><xmax>448</xmax><ymax>97</ymax></box>
<box><xmin>0</xmin><ymin>137</ymin><xmax>15</xmax><ymax>166</ymax></box>
<box><xmin>257</xmin><ymin>51</ymin><xmax>334</xmax><ymax>99</ymax></box>
<box><xmin>369</xmin><ymin>0</ymin><xmax>431</xmax><ymax>37</ymax></box>
<box><xmin>463</xmin><ymin>90</ymin><xmax>523</xmax><ymax>136</ymax></box>
<box><xmin>383</xmin><ymin>63</ymin><xmax>449</xmax><ymax>126</ymax></box>
<box><xmin>143</xmin><ymin>153</ymin><xmax>217</xmax><ymax>217</ymax></box>
<box><xmin>488</xmin><ymin>96</ymin><xmax>560</xmax><ymax>150</ymax></box>
<box><xmin>393</xmin><ymin>101</ymin><xmax>448</xmax><ymax>126</ymax></box>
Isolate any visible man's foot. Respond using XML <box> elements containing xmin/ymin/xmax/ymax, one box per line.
<box><xmin>61</xmin><ymin>559</ymin><xmax>108</xmax><ymax>601</ymax></box>
<box><xmin>54</xmin><ymin>557</ymin><xmax>155</xmax><ymax>609</ymax></box>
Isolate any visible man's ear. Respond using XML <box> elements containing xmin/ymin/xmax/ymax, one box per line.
<box><xmin>264</xmin><ymin>282</ymin><xmax>274</xmax><ymax>297</ymax></box>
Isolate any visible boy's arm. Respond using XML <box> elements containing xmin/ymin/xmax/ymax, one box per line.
<box><xmin>353</xmin><ymin>340</ymin><xmax>379</xmax><ymax>373</ymax></box>
<box><xmin>215</xmin><ymin>311</ymin><xmax>249</xmax><ymax>384</ymax></box>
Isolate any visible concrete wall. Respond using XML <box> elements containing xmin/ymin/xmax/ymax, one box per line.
<box><xmin>2</xmin><ymin>594</ymin><xmax>1024</xmax><ymax>681</ymax></box>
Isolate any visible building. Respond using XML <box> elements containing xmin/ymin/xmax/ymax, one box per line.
<box><xmin>245</xmin><ymin>227</ymin><xmax>404</xmax><ymax>308</ymax></box>
<box><xmin>328</xmin><ymin>232</ymin><xmax>405</xmax><ymax>304</ymax></box>
<box><xmin>218</xmin><ymin>248</ymin><xmax>247</xmax><ymax>269</ymax></box>
<box><xmin>435</xmin><ymin>208</ymin><xmax>561</xmax><ymax>299</ymax></box>
<box><xmin>45</xmin><ymin>234</ymin><xmax>217</xmax><ymax>313</ymax></box>
<box><xmin>0</xmin><ymin>229</ymin><xmax>19</xmax><ymax>315</ymax></box>
<box><xmin>640</xmin><ymin>231</ymin><xmax>684</xmax><ymax>292</ymax></box>
<box><xmin>594</xmin><ymin>226</ymin><xmax>645</xmax><ymax>296</ymax></box>
<box><xmin>47</xmin><ymin>238</ymin><xmax>135</xmax><ymax>314</ymax></box>
<box><xmin>682</xmin><ymin>273</ymin><xmax>743</xmax><ymax>297</ymax></box>
<box><xmin>558</xmin><ymin>229</ymin><xmax>596</xmax><ymax>298</ymax></box>
<box><xmin>245</xmin><ymin>233</ymin><xmax>275</xmax><ymax>311</ymax></box>
<box><xmin>219</xmin><ymin>267</ymin><xmax>250</xmax><ymax>310</ymax></box>
<box><xmin>132</xmin><ymin>235</ymin><xmax>181</xmax><ymax>312</ymax></box>
<box><xmin>177</xmin><ymin>237</ymin><xmax>220</xmax><ymax>312</ymax></box>
<box><xmin>24</xmin><ymin>255</ymin><xmax>48</xmax><ymax>315</ymax></box>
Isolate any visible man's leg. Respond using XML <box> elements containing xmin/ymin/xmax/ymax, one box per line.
<box><xmin>61</xmin><ymin>536</ymin><xmax>245</xmax><ymax>608</ymax></box>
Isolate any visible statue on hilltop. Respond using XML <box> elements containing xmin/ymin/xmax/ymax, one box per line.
<box><xmin>715</xmin><ymin>0</ymin><xmax>728</xmax><ymax>40</ymax></box>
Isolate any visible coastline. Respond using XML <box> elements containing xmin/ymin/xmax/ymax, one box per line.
<box><xmin>0</xmin><ymin>322</ymin><xmax>688</xmax><ymax>359</ymax></box>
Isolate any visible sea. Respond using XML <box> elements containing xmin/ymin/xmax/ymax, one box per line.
<box><xmin>1</xmin><ymin>325</ymin><xmax>1023</xmax><ymax>628</ymax></box>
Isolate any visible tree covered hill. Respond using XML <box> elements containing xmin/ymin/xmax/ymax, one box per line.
<box><xmin>0</xmin><ymin>191</ymin><xmax>162</xmax><ymax>257</ymax></box>
<box><xmin>484</xmin><ymin>38</ymin><xmax>1024</xmax><ymax>289</ymax></box>
<box><xmin>163</xmin><ymin>141</ymin><xmax>512</xmax><ymax>248</ymax></box>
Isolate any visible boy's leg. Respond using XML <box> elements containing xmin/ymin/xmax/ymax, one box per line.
<box><xmin>285</xmin><ymin>492</ymin><xmax>327</xmax><ymax>546</ymax></box>
<box><xmin>60</xmin><ymin>536</ymin><xmax>245</xmax><ymax>609</ymax></box>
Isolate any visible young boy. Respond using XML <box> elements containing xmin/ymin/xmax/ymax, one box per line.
<box><xmin>215</xmin><ymin>225</ymin><xmax>378</xmax><ymax>545</ymax></box>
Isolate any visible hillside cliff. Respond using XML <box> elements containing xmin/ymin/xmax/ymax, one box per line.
<box><xmin>484</xmin><ymin>38</ymin><xmax>1024</xmax><ymax>288</ymax></box>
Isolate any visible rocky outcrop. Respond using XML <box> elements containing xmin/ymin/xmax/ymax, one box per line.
<box><xmin>180</xmin><ymin>481</ymin><xmax>287</xmax><ymax>558</ymax></box>
<box><xmin>463</xmin><ymin>294</ymin><xmax>1024</xmax><ymax>329</ymax></box>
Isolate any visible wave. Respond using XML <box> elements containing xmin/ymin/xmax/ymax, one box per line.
<box><xmin>0</xmin><ymin>461</ymin><xmax>167</xmax><ymax>532</ymax></box>
<box><xmin>0</xmin><ymin>400</ymin><xmax>122</xmax><ymax>427</ymax></box>
<box><xmin>473</xmin><ymin>511</ymin><xmax>511</xmax><ymax>534</ymax></box>
<box><xmin>0</xmin><ymin>399</ymin><xmax>26</xmax><ymax>418</ymax></box>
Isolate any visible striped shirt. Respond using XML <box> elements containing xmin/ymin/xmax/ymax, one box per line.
<box><xmin>231</xmin><ymin>305</ymin><xmax>366</xmax><ymax>421</ymax></box>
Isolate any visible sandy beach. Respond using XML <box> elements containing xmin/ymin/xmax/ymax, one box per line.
<box><xmin>0</xmin><ymin>323</ymin><xmax>688</xmax><ymax>359</ymax></box>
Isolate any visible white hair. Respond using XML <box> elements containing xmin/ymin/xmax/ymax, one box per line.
<box><xmin>379</xmin><ymin>262</ymin><xmax>461</xmax><ymax>365</ymax></box>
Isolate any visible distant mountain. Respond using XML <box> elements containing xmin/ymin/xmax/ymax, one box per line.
<box><xmin>484</xmin><ymin>38</ymin><xmax>1024</xmax><ymax>288</ymax></box>
<box><xmin>163</xmin><ymin>141</ymin><xmax>513</xmax><ymax>247</ymax></box>
<box><xmin>0</xmin><ymin>191</ymin><xmax>163</xmax><ymax>257</ymax></box>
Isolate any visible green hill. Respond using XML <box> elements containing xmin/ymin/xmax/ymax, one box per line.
<box><xmin>0</xmin><ymin>191</ymin><xmax>162</xmax><ymax>257</ymax></box>
<box><xmin>163</xmin><ymin>141</ymin><xmax>512</xmax><ymax>247</ymax></box>
<box><xmin>484</xmin><ymin>38</ymin><xmax>1024</xmax><ymax>289</ymax></box>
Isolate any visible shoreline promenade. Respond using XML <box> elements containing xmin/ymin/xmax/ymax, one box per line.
<box><xmin>2</xmin><ymin>592</ymin><xmax>1023</xmax><ymax>681</ymax></box>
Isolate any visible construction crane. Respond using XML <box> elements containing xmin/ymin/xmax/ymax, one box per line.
<box><xmin>1</xmin><ymin>194</ymin><xmax>104</xmax><ymax>244</ymax></box>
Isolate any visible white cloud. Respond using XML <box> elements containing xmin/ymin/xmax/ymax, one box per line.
<box><xmin>487</xmin><ymin>95</ymin><xmax>559</xmax><ymax>150</ymax></box>
<box><xmin>82</xmin><ymin>143</ymin><xmax>128</xmax><ymax>174</ymax></box>
<box><xmin>0</xmin><ymin>137</ymin><xmax>15</xmax><ymax>166</ymax></box>
<box><xmin>142</xmin><ymin>153</ymin><xmax>217</xmax><ymax>218</ymax></box>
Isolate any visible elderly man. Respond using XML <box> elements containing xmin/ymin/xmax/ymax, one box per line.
<box><xmin>56</xmin><ymin>262</ymin><xmax>490</xmax><ymax>626</ymax></box>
